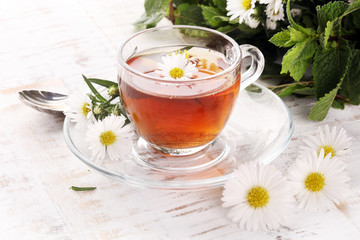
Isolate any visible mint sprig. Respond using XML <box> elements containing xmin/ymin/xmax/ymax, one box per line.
<box><xmin>134</xmin><ymin>0</ymin><xmax>360</xmax><ymax>121</ymax></box>
<box><xmin>267</xmin><ymin>0</ymin><xmax>360</xmax><ymax>120</ymax></box>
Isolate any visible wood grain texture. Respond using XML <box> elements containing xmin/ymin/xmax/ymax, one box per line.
<box><xmin>1</xmin><ymin>0</ymin><xmax>360</xmax><ymax>239</ymax></box>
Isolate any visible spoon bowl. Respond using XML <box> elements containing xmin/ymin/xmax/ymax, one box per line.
<box><xmin>18</xmin><ymin>90</ymin><xmax>68</xmax><ymax>115</ymax></box>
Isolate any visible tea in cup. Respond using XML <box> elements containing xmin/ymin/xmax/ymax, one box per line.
<box><xmin>118</xmin><ymin>26</ymin><xmax>264</xmax><ymax>163</ymax></box>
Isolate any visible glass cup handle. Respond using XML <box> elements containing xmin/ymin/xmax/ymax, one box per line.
<box><xmin>239</xmin><ymin>44</ymin><xmax>265</xmax><ymax>91</ymax></box>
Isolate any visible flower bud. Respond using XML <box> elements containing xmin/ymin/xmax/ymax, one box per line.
<box><xmin>93</xmin><ymin>105</ymin><xmax>102</xmax><ymax>115</ymax></box>
<box><xmin>111</xmin><ymin>105</ymin><xmax>120</xmax><ymax>116</ymax></box>
<box><xmin>108</xmin><ymin>85</ymin><xmax>119</xmax><ymax>97</ymax></box>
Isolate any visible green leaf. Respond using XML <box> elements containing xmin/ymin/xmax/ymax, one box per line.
<box><xmin>87</xmin><ymin>78</ymin><xmax>117</xmax><ymax>88</ymax></box>
<box><xmin>323</xmin><ymin>21</ymin><xmax>334</xmax><ymax>48</ymax></box>
<box><xmin>332</xmin><ymin>99</ymin><xmax>345</xmax><ymax>109</ymax></box>
<box><xmin>269</xmin><ymin>30</ymin><xmax>296</xmax><ymax>48</ymax></box>
<box><xmin>316</xmin><ymin>1</ymin><xmax>348</xmax><ymax>33</ymax></box>
<box><xmin>313</xmin><ymin>40</ymin><xmax>351</xmax><ymax>98</ymax></box>
<box><xmin>308</xmin><ymin>81</ymin><xmax>343</xmax><ymax>121</ymax></box>
<box><xmin>352</xmin><ymin>9</ymin><xmax>360</xmax><ymax>28</ymax></box>
<box><xmin>71</xmin><ymin>186</ymin><xmax>97</xmax><ymax>191</ymax></box>
<box><xmin>212</xmin><ymin>16</ymin><xmax>230</xmax><ymax>22</ymax></box>
<box><xmin>277</xmin><ymin>84</ymin><xmax>305</xmax><ymax>98</ymax></box>
<box><xmin>212</xmin><ymin>0</ymin><xmax>227</xmax><ymax>12</ymax></box>
<box><xmin>216</xmin><ymin>25</ymin><xmax>238</xmax><ymax>34</ymax></box>
<box><xmin>174</xmin><ymin>3</ymin><xmax>205</xmax><ymax>26</ymax></box>
<box><xmin>308</xmin><ymin>42</ymin><xmax>352</xmax><ymax>121</ymax></box>
<box><xmin>281</xmin><ymin>38</ymin><xmax>318</xmax><ymax>81</ymax></box>
<box><xmin>134</xmin><ymin>0</ymin><xmax>170</xmax><ymax>29</ymax></box>
<box><xmin>293</xmin><ymin>87</ymin><xmax>316</xmax><ymax>96</ymax></box>
<box><xmin>342</xmin><ymin>0</ymin><xmax>360</xmax><ymax>17</ymax></box>
<box><xmin>289</xmin><ymin>27</ymin><xmax>308</xmax><ymax>43</ymax></box>
<box><xmin>201</xmin><ymin>5</ymin><xmax>224</xmax><ymax>27</ymax></box>
<box><xmin>339</xmin><ymin>49</ymin><xmax>360</xmax><ymax>105</ymax></box>
<box><xmin>82</xmin><ymin>75</ymin><xmax>107</xmax><ymax>102</ymax></box>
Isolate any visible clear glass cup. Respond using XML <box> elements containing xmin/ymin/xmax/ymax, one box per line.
<box><xmin>117</xmin><ymin>25</ymin><xmax>264</xmax><ymax>171</ymax></box>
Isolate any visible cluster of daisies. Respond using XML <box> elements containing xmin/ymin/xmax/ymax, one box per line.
<box><xmin>226</xmin><ymin>0</ymin><xmax>289</xmax><ymax>30</ymax></box>
<box><xmin>64</xmin><ymin>50</ymin><xmax>197</xmax><ymax>161</ymax></box>
<box><xmin>65</xmin><ymin>85</ymin><xmax>132</xmax><ymax>161</ymax></box>
<box><xmin>221</xmin><ymin>125</ymin><xmax>352</xmax><ymax>231</ymax></box>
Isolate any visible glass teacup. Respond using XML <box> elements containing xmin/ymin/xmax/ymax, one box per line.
<box><xmin>117</xmin><ymin>25</ymin><xmax>264</xmax><ymax>169</ymax></box>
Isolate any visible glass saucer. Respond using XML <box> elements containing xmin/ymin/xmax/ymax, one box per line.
<box><xmin>63</xmin><ymin>82</ymin><xmax>293</xmax><ymax>190</ymax></box>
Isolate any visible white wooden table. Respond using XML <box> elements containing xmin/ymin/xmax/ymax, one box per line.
<box><xmin>1</xmin><ymin>0</ymin><xmax>360</xmax><ymax>239</ymax></box>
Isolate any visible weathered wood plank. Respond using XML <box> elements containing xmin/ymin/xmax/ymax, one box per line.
<box><xmin>1</xmin><ymin>0</ymin><xmax>360</xmax><ymax>239</ymax></box>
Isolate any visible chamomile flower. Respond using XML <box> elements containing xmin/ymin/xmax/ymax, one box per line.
<box><xmin>222</xmin><ymin>162</ymin><xmax>293</xmax><ymax>231</ymax></box>
<box><xmin>86</xmin><ymin>114</ymin><xmax>133</xmax><ymax>161</ymax></box>
<box><xmin>260</xmin><ymin>0</ymin><xmax>283</xmax><ymax>14</ymax></box>
<box><xmin>226</xmin><ymin>0</ymin><xmax>260</xmax><ymax>29</ymax></box>
<box><xmin>265</xmin><ymin>1</ymin><xmax>284</xmax><ymax>22</ymax></box>
<box><xmin>155</xmin><ymin>50</ymin><xmax>198</xmax><ymax>81</ymax></box>
<box><xmin>288</xmin><ymin>149</ymin><xmax>350</xmax><ymax>211</ymax></box>
<box><xmin>64</xmin><ymin>94</ymin><xmax>95</xmax><ymax>128</ymax></box>
<box><xmin>300</xmin><ymin>125</ymin><xmax>352</xmax><ymax>161</ymax></box>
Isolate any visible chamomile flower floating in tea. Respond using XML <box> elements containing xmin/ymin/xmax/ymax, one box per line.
<box><xmin>300</xmin><ymin>125</ymin><xmax>352</xmax><ymax>161</ymax></box>
<box><xmin>86</xmin><ymin>114</ymin><xmax>133</xmax><ymax>161</ymax></box>
<box><xmin>221</xmin><ymin>162</ymin><xmax>293</xmax><ymax>231</ymax></box>
<box><xmin>64</xmin><ymin>94</ymin><xmax>95</xmax><ymax>128</ymax></box>
<box><xmin>226</xmin><ymin>0</ymin><xmax>259</xmax><ymax>29</ymax></box>
<box><xmin>155</xmin><ymin>50</ymin><xmax>198</xmax><ymax>81</ymax></box>
<box><xmin>288</xmin><ymin>149</ymin><xmax>350</xmax><ymax>211</ymax></box>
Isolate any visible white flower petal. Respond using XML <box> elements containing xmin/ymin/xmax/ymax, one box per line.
<box><xmin>156</xmin><ymin>50</ymin><xmax>197</xmax><ymax>81</ymax></box>
<box><xmin>288</xmin><ymin>148</ymin><xmax>350</xmax><ymax>211</ymax></box>
<box><xmin>222</xmin><ymin>162</ymin><xmax>293</xmax><ymax>231</ymax></box>
<box><xmin>86</xmin><ymin>114</ymin><xmax>133</xmax><ymax>161</ymax></box>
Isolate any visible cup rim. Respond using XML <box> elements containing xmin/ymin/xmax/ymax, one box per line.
<box><xmin>117</xmin><ymin>25</ymin><xmax>241</xmax><ymax>83</ymax></box>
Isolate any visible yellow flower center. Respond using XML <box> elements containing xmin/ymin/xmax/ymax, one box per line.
<box><xmin>319</xmin><ymin>145</ymin><xmax>335</xmax><ymax>158</ymax></box>
<box><xmin>169</xmin><ymin>67</ymin><xmax>184</xmax><ymax>79</ymax></box>
<box><xmin>246</xmin><ymin>186</ymin><xmax>270</xmax><ymax>209</ymax></box>
<box><xmin>304</xmin><ymin>172</ymin><xmax>325</xmax><ymax>192</ymax></box>
<box><xmin>242</xmin><ymin>0</ymin><xmax>252</xmax><ymax>10</ymax></box>
<box><xmin>100</xmin><ymin>131</ymin><xmax>117</xmax><ymax>146</ymax></box>
<box><xmin>81</xmin><ymin>103</ymin><xmax>90</xmax><ymax>116</ymax></box>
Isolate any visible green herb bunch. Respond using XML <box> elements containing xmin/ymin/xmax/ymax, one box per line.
<box><xmin>135</xmin><ymin>0</ymin><xmax>360</xmax><ymax>121</ymax></box>
<box><xmin>81</xmin><ymin>75</ymin><xmax>129</xmax><ymax>123</ymax></box>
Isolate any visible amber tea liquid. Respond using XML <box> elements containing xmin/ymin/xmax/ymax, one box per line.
<box><xmin>119</xmin><ymin>47</ymin><xmax>240</xmax><ymax>150</ymax></box>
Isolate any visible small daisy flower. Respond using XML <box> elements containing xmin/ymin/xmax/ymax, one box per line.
<box><xmin>288</xmin><ymin>149</ymin><xmax>350</xmax><ymax>211</ymax></box>
<box><xmin>300</xmin><ymin>125</ymin><xmax>352</xmax><ymax>161</ymax></box>
<box><xmin>226</xmin><ymin>0</ymin><xmax>260</xmax><ymax>29</ymax></box>
<box><xmin>65</xmin><ymin>94</ymin><xmax>95</xmax><ymax>128</ymax></box>
<box><xmin>260</xmin><ymin>0</ymin><xmax>282</xmax><ymax>14</ymax></box>
<box><xmin>221</xmin><ymin>162</ymin><xmax>293</xmax><ymax>231</ymax></box>
<box><xmin>265</xmin><ymin>1</ymin><xmax>284</xmax><ymax>22</ymax></box>
<box><xmin>155</xmin><ymin>50</ymin><xmax>198</xmax><ymax>81</ymax></box>
<box><xmin>86</xmin><ymin>115</ymin><xmax>133</xmax><ymax>161</ymax></box>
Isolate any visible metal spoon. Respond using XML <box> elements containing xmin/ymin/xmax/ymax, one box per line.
<box><xmin>18</xmin><ymin>90</ymin><xmax>68</xmax><ymax>115</ymax></box>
